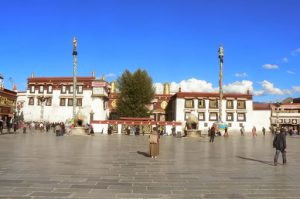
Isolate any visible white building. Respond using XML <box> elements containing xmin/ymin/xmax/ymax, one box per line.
<box><xmin>17</xmin><ymin>75</ymin><xmax>110</xmax><ymax>124</ymax></box>
<box><xmin>19</xmin><ymin>75</ymin><xmax>296</xmax><ymax>135</ymax></box>
<box><xmin>170</xmin><ymin>92</ymin><xmax>271</xmax><ymax>133</ymax></box>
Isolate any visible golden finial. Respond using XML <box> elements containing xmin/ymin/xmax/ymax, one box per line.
<box><xmin>92</xmin><ymin>70</ymin><xmax>95</xmax><ymax>77</ymax></box>
<box><xmin>101</xmin><ymin>75</ymin><xmax>106</xmax><ymax>81</ymax></box>
<box><xmin>163</xmin><ymin>82</ymin><xmax>170</xmax><ymax>95</ymax></box>
<box><xmin>31</xmin><ymin>72</ymin><xmax>34</xmax><ymax>78</ymax></box>
<box><xmin>111</xmin><ymin>81</ymin><xmax>116</xmax><ymax>93</ymax></box>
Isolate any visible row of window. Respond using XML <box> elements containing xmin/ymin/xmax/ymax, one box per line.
<box><xmin>185</xmin><ymin>99</ymin><xmax>246</xmax><ymax>109</ymax></box>
<box><xmin>28</xmin><ymin>97</ymin><xmax>82</xmax><ymax>106</ymax></box>
<box><xmin>29</xmin><ymin>85</ymin><xmax>83</xmax><ymax>94</ymax></box>
<box><xmin>185</xmin><ymin>112</ymin><xmax>246</xmax><ymax>122</ymax></box>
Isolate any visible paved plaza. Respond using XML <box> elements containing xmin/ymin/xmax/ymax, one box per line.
<box><xmin>0</xmin><ymin>132</ymin><xmax>300</xmax><ymax>199</ymax></box>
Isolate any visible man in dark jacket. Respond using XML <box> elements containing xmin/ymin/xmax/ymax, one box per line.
<box><xmin>209</xmin><ymin>125</ymin><xmax>216</xmax><ymax>143</ymax></box>
<box><xmin>273</xmin><ymin>128</ymin><xmax>287</xmax><ymax>166</ymax></box>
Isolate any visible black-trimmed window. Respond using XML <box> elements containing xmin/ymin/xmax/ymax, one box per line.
<box><xmin>60</xmin><ymin>98</ymin><xmax>66</xmax><ymax>106</ymax></box>
<box><xmin>30</xmin><ymin>85</ymin><xmax>35</xmax><ymax>93</ymax></box>
<box><xmin>61</xmin><ymin>85</ymin><xmax>66</xmax><ymax>94</ymax></box>
<box><xmin>198</xmin><ymin>99</ymin><xmax>205</xmax><ymax>108</ymax></box>
<box><xmin>39</xmin><ymin>85</ymin><xmax>44</xmax><ymax>93</ymax></box>
<box><xmin>237</xmin><ymin>100</ymin><xmax>246</xmax><ymax>109</ymax></box>
<box><xmin>185</xmin><ymin>99</ymin><xmax>194</xmax><ymax>108</ymax></box>
<box><xmin>46</xmin><ymin>98</ymin><xmax>52</xmax><ymax>106</ymax></box>
<box><xmin>69</xmin><ymin>86</ymin><xmax>74</xmax><ymax>94</ymax></box>
<box><xmin>226</xmin><ymin>112</ymin><xmax>234</xmax><ymax>121</ymax></box>
<box><xmin>185</xmin><ymin>112</ymin><xmax>191</xmax><ymax>120</ymax></box>
<box><xmin>198</xmin><ymin>112</ymin><xmax>205</xmax><ymax>121</ymax></box>
<box><xmin>28</xmin><ymin>97</ymin><xmax>34</xmax><ymax>105</ymax></box>
<box><xmin>76</xmin><ymin>98</ymin><xmax>82</xmax><ymax>106</ymax></box>
<box><xmin>47</xmin><ymin>85</ymin><xmax>53</xmax><ymax>94</ymax></box>
<box><xmin>226</xmin><ymin>100</ymin><xmax>234</xmax><ymax>109</ymax></box>
<box><xmin>209</xmin><ymin>99</ymin><xmax>218</xmax><ymax>108</ymax></box>
<box><xmin>77</xmin><ymin>85</ymin><xmax>83</xmax><ymax>94</ymax></box>
<box><xmin>209</xmin><ymin>112</ymin><xmax>218</xmax><ymax>121</ymax></box>
<box><xmin>68</xmin><ymin>99</ymin><xmax>73</xmax><ymax>106</ymax></box>
<box><xmin>237</xmin><ymin>113</ymin><xmax>246</xmax><ymax>121</ymax></box>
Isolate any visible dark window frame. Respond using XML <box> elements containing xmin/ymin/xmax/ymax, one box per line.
<box><xmin>28</xmin><ymin>97</ymin><xmax>34</xmax><ymax>105</ymax></box>
<box><xmin>198</xmin><ymin>99</ymin><xmax>205</xmax><ymax>108</ymax></box>
<box><xmin>77</xmin><ymin>85</ymin><xmax>83</xmax><ymax>94</ymax></box>
<box><xmin>185</xmin><ymin>99</ymin><xmax>194</xmax><ymax>108</ymax></box>
<box><xmin>38</xmin><ymin>85</ymin><xmax>44</xmax><ymax>94</ymax></box>
<box><xmin>29</xmin><ymin>85</ymin><xmax>35</xmax><ymax>93</ymax></box>
<box><xmin>60</xmin><ymin>98</ymin><xmax>66</xmax><ymax>106</ymax></box>
<box><xmin>226</xmin><ymin>112</ymin><xmax>234</xmax><ymax>121</ymax></box>
<box><xmin>61</xmin><ymin>85</ymin><xmax>66</xmax><ymax>94</ymax></box>
<box><xmin>226</xmin><ymin>100</ymin><xmax>234</xmax><ymax>109</ymax></box>
<box><xmin>47</xmin><ymin>85</ymin><xmax>53</xmax><ymax>94</ymax></box>
<box><xmin>237</xmin><ymin>113</ymin><xmax>246</xmax><ymax>121</ymax></box>
<box><xmin>68</xmin><ymin>98</ymin><xmax>73</xmax><ymax>106</ymax></box>
<box><xmin>45</xmin><ymin>98</ymin><xmax>52</xmax><ymax>106</ymax></box>
<box><xmin>237</xmin><ymin>100</ymin><xmax>246</xmax><ymax>109</ymax></box>
<box><xmin>209</xmin><ymin>99</ymin><xmax>218</xmax><ymax>109</ymax></box>
<box><xmin>209</xmin><ymin>112</ymin><xmax>218</xmax><ymax>121</ymax></box>
<box><xmin>185</xmin><ymin>112</ymin><xmax>191</xmax><ymax>120</ymax></box>
<box><xmin>198</xmin><ymin>112</ymin><xmax>205</xmax><ymax>121</ymax></box>
<box><xmin>69</xmin><ymin>85</ymin><xmax>74</xmax><ymax>94</ymax></box>
<box><xmin>76</xmin><ymin>98</ymin><xmax>82</xmax><ymax>106</ymax></box>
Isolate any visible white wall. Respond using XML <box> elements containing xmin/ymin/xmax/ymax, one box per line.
<box><xmin>175</xmin><ymin>98</ymin><xmax>256</xmax><ymax>134</ymax></box>
<box><xmin>17</xmin><ymin>89</ymin><xmax>109</xmax><ymax>123</ymax></box>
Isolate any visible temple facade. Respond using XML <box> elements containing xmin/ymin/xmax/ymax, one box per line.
<box><xmin>17</xmin><ymin>74</ymin><xmax>110</xmax><ymax>124</ymax></box>
<box><xmin>17</xmin><ymin>74</ymin><xmax>300</xmax><ymax>134</ymax></box>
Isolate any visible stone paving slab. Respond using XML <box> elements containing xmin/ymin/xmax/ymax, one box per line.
<box><xmin>0</xmin><ymin>133</ymin><xmax>300</xmax><ymax>198</ymax></box>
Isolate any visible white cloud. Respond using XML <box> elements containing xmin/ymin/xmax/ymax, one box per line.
<box><xmin>287</xmin><ymin>70</ymin><xmax>295</xmax><ymax>75</ymax></box>
<box><xmin>282</xmin><ymin>57</ymin><xmax>288</xmax><ymax>63</ymax></box>
<box><xmin>106</xmin><ymin>73</ymin><xmax>117</xmax><ymax>78</ymax></box>
<box><xmin>293</xmin><ymin>86</ymin><xmax>300</xmax><ymax>93</ymax></box>
<box><xmin>259</xmin><ymin>80</ymin><xmax>284</xmax><ymax>95</ymax></box>
<box><xmin>253</xmin><ymin>90</ymin><xmax>264</xmax><ymax>96</ymax></box>
<box><xmin>291</xmin><ymin>48</ymin><xmax>300</xmax><ymax>56</ymax></box>
<box><xmin>155</xmin><ymin>78</ymin><xmax>295</xmax><ymax>98</ymax></box>
<box><xmin>234</xmin><ymin>72</ymin><xmax>248</xmax><ymax>77</ymax></box>
<box><xmin>155</xmin><ymin>78</ymin><xmax>216</xmax><ymax>94</ymax></box>
<box><xmin>154</xmin><ymin>83</ymin><xmax>164</xmax><ymax>94</ymax></box>
<box><xmin>223</xmin><ymin>80</ymin><xmax>253</xmax><ymax>94</ymax></box>
<box><xmin>262</xmin><ymin>64</ymin><xmax>279</xmax><ymax>69</ymax></box>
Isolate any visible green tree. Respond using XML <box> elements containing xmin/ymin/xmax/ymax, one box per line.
<box><xmin>116</xmin><ymin>69</ymin><xmax>155</xmax><ymax>117</ymax></box>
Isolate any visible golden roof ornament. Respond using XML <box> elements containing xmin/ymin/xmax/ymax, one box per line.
<box><xmin>111</xmin><ymin>81</ymin><xmax>116</xmax><ymax>93</ymax></box>
<box><xmin>163</xmin><ymin>82</ymin><xmax>170</xmax><ymax>95</ymax></box>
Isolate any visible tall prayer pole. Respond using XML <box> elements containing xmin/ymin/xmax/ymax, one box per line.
<box><xmin>72</xmin><ymin>37</ymin><xmax>77</xmax><ymax>121</ymax></box>
<box><xmin>218</xmin><ymin>45</ymin><xmax>224</xmax><ymax>122</ymax></box>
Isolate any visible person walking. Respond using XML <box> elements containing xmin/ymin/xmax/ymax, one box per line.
<box><xmin>240</xmin><ymin>126</ymin><xmax>245</xmax><ymax>136</ymax></box>
<box><xmin>224</xmin><ymin>127</ymin><xmax>229</xmax><ymax>137</ymax></box>
<box><xmin>209</xmin><ymin>125</ymin><xmax>216</xmax><ymax>142</ymax></box>
<box><xmin>0</xmin><ymin>117</ymin><xmax>3</xmax><ymax>134</ymax></box>
<box><xmin>262</xmin><ymin>127</ymin><xmax>266</xmax><ymax>136</ymax></box>
<box><xmin>252</xmin><ymin>126</ymin><xmax>257</xmax><ymax>137</ymax></box>
<box><xmin>149</xmin><ymin>127</ymin><xmax>160</xmax><ymax>158</ymax></box>
<box><xmin>273</xmin><ymin>128</ymin><xmax>287</xmax><ymax>166</ymax></box>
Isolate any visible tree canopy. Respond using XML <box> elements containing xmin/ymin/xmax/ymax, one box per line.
<box><xmin>116</xmin><ymin>69</ymin><xmax>155</xmax><ymax>118</ymax></box>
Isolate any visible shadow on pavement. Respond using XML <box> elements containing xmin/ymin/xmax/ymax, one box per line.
<box><xmin>137</xmin><ymin>151</ymin><xmax>150</xmax><ymax>157</ymax></box>
<box><xmin>237</xmin><ymin>156</ymin><xmax>274</xmax><ymax>166</ymax></box>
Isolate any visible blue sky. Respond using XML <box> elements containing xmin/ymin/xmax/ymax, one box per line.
<box><xmin>0</xmin><ymin>0</ymin><xmax>299</xmax><ymax>102</ymax></box>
